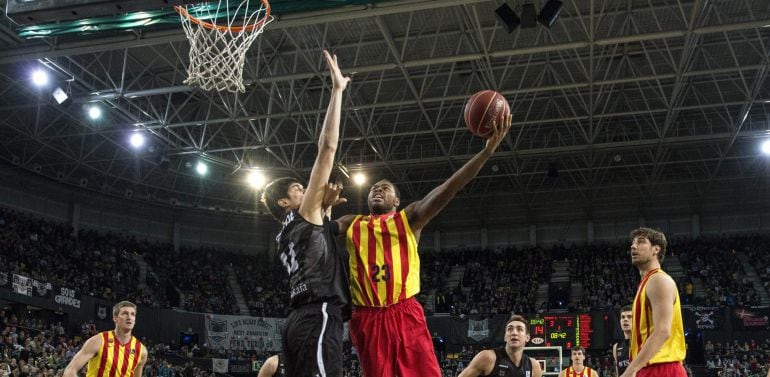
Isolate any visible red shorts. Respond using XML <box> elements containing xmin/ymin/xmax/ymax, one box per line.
<box><xmin>637</xmin><ymin>362</ymin><xmax>687</xmax><ymax>377</ymax></box>
<box><xmin>349</xmin><ymin>297</ymin><xmax>441</xmax><ymax>377</ymax></box>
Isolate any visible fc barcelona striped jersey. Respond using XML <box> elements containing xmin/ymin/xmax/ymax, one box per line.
<box><xmin>86</xmin><ymin>331</ymin><xmax>143</xmax><ymax>377</ymax></box>
<box><xmin>563</xmin><ymin>366</ymin><xmax>595</xmax><ymax>377</ymax></box>
<box><xmin>346</xmin><ymin>210</ymin><xmax>420</xmax><ymax>307</ymax></box>
<box><xmin>630</xmin><ymin>268</ymin><xmax>686</xmax><ymax>364</ymax></box>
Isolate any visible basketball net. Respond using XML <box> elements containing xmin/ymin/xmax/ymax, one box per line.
<box><xmin>176</xmin><ymin>0</ymin><xmax>273</xmax><ymax>93</ymax></box>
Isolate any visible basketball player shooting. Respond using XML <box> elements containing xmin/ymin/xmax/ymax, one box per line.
<box><xmin>328</xmin><ymin>113</ymin><xmax>512</xmax><ymax>377</ymax></box>
<box><xmin>261</xmin><ymin>50</ymin><xmax>351</xmax><ymax>377</ymax></box>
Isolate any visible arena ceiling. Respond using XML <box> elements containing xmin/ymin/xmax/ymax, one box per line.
<box><xmin>1</xmin><ymin>0</ymin><xmax>769</xmax><ymax>227</ymax></box>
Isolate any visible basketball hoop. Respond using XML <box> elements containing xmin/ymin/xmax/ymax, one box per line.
<box><xmin>175</xmin><ymin>0</ymin><xmax>273</xmax><ymax>92</ymax></box>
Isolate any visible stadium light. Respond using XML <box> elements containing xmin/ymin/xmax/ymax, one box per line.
<box><xmin>761</xmin><ymin>140</ymin><xmax>770</xmax><ymax>155</ymax></box>
<box><xmin>129</xmin><ymin>133</ymin><xmax>145</xmax><ymax>149</ymax></box>
<box><xmin>196</xmin><ymin>161</ymin><xmax>208</xmax><ymax>176</ymax></box>
<box><xmin>88</xmin><ymin>105</ymin><xmax>102</xmax><ymax>120</ymax></box>
<box><xmin>353</xmin><ymin>173</ymin><xmax>366</xmax><ymax>186</ymax></box>
<box><xmin>52</xmin><ymin>87</ymin><xmax>69</xmax><ymax>105</ymax></box>
<box><xmin>247</xmin><ymin>170</ymin><xmax>266</xmax><ymax>189</ymax></box>
<box><xmin>538</xmin><ymin>0</ymin><xmax>564</xmax><ymax>28</ymax></box>
<box><xmin>495</xmin><ymin>3</ymin><xmax>520</xmax><ymax>33</ymax></box>
<box><xmin>31</xmin><ymin>69</ymin><xmax>49</xmax><ymax>87</ymax></box>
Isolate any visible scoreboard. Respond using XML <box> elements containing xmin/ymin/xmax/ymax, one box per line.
<box><xmin>528</xmin><ymin>314</ymin><xmax>594</xmax><ymax>349</ymax></box>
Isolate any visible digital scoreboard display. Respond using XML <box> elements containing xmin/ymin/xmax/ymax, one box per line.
<box><xmin>528</xmin><ymin>314</ymin><xmax>593</xmax><ymax>349</ymax></box>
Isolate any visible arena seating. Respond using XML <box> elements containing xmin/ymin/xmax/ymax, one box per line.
<box><xmin>3</xmin><ymin>207</ymin><xmax>770</xmax><ymax>376</ymax></box>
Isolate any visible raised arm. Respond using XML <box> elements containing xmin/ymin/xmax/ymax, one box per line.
<box><xmin>298</xmin><ymin>50</ymin><xmax>351</xmax><ymax>225</ymax></box>
<box><xmin>321</xmin><ymin>183</ymin><xmax>359</xmax><ymax>235</ymax></box>
<box><xmin>620</xmin><ymin>274</ymin><xmax>677</xmax><ymax>377</ymax></box>
<box><xmin>404</xmin><ymin>114</ymin><xmax>511</xmax><ymax>231</ymax></box>
<box><xmin>321</xmin><ymin>183</ymin><xmax>347</xmax><ymax>220</ymax></box>
<box><xmin>63</xmin><ymin>334</ymin><xmax>103</xmax><ymax>377</ymax></box>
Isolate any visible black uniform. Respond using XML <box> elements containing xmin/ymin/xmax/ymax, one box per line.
<box><xmin>615</xmin><ymin>339</ymin><xmax>630</xmax><ymax>376</ymax></box>
<box><xmin>277</xmin><ymin>210</ymin><xmax>351</xmax><ymax>377</ymax></box>
<box><xmin>274</xmin><ymin>354</ymin><xmax>286</xmax><ymax>377</ymax></box>
<box><xmin>481</xmin><ymin>348</ymin><xmax>534</xmax><ymax>377</ymax></box>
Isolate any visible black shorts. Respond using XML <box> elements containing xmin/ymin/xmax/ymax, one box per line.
<box><xmin>282</xmin><ymin>302</ymin><xmax>343</xmax><ymax>377</ymax></box>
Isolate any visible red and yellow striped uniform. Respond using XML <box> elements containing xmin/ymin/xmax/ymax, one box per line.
<box><xmin>563</xmin><ymin>366</ymin><xmax>595</xmax><ymax>377</ymax></box>
<box><xmin>630</xmin><ymin>268</ymin><xmax>686</xmax><ymax>365</ymax></box>
<box><xmin>86</xmin><ymin>331</ymin><xmax>144</xmax><ymax>377</ymax></box>
<box><xmin>346</xmin><ymin>210</ymin><xmax>420</xmax><ymax>307</ymax></box>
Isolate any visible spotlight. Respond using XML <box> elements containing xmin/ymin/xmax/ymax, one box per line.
<box><xmin>196</xmin><ymin>161</ymin><xmax>208</xmax><ymax>176</ymax></box>
<box><xmin>353</xmin><ymin>173</ymin><xmax>366</xmax><ymax>186</ymax></box>
<box><xmin>88</xmin><ymin>105</ymin><xmax>102</xmax><ymax>120</ymax></box>
<box><xmin>761</xmin><ymin>140</ymin><xmax>770</xmax><ymax>155</ymax></box>
<box><xmin>495</xmin><ymin>3</ymin><xmax>520</xmax><ymax>33</ymax></box>
<box><xmin>51</xmin><ymin>87</ymin><xmax>69</xmax><ymax>105</ymax></box>
<box><xmin>31</xmin><ymin>69</ymin><xmax>48</xmax><ymax>87</ymax></box>
<box><xmin>538</xmin><ymin>0</ymin><xmax>564</xmax><ymax>28</ymax></box>
<box><xmin>129</xmin><ymin>133</ymin><xmax>145</xmax><ymax>149</ymax></box>
<box><xmin>247</xmin><ymin>170</ymin><xmax>266</xmax><ymax>189</ymax></box>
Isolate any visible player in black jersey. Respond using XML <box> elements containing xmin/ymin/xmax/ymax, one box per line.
<box><xmin>612</xmin><ymin>305</ymin><xmax>632</xmax><ymax>377</ymax></box>
<box><xmin>459</xmin><ymin>315</ymin><xmax>543</xmax><ymax>377</ymax></box>
<box><xmin>261</xmin><ymin>50</ymin><xmax>351</xmax><ymax>377</ymax></box>
<box><xmin>258</xmin><ymin>354</ymin><xmax>286</xmax><ymax>377</ymax></box>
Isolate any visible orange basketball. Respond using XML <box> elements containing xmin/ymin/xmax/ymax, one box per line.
<box><xmin>463</xmin><ymin>90</ymin><xmax>510</xmax><ymax>138</ymax></box>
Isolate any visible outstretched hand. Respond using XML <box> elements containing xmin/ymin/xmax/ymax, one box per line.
<box><xmin>322</xmin><ymin>182</ymin><xmax>348</xmax><ymax>211</ymax></box>
<box><xmin>324</xmin><ymin>50</ymin><xmax>351</xmax><ymax>91</ymax></box>
<box><xmin>484</xmin><ymin>112</ymin><xmax>512</xmax><ymax>152</ymax></box>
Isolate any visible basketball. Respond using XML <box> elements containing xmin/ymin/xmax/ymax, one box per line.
<box><xmin>463</xmin><ymin>90</ymin><xmax>510</xmax><ymax>138</ymax></box>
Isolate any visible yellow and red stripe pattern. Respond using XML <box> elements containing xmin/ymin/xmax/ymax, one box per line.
<box><xmin>346</xmin><ymin>210</ymin><xmax>420</xmax><ymax>307</ymax></box>
<box><xmin>630</xmin><ymin>268</ymin><xmax>686</xmax><ymax>365</ymax></box>
<box><xmin>86</xmin><ymin>331</ymin><xmax>143</xmax><ymax>377</ymax></box>
<box><xmin>564</xmin><ymin>366</ymin><xmax>594</xmax><ymax>377</ymax></box>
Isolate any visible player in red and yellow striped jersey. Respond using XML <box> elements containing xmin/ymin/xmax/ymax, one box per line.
<box><xmin>620</xmin><ymin>228</ymin><xmax>686</xmax><ymax>377</ymax></box>
<box><xmin>332</xmin><ymin>115</ymin><xmax>512</xmax><ymax>377</ymax></box>
<box><xmin>63</xmin><ymin>301</ymin><xmax>147</xmax><ymax>377</ymax></box>
<box><xmin>559</xmin><ymin>347</ymin><xmax>596</xmax><ymax>377</ymax></box>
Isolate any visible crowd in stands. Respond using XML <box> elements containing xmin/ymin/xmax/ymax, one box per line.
<box><xmin>455</xmin><ymin>247</ymin><xmax>547</xmax><ymax>316</ymax></box>
<box><xmin>568</xmin><ymin>242</ymin><xmax>639</xmax><ymax>312</ymax></box>
<box><xmin>704</xmin><ymin>338</ymin><xmax>770</xmax><ymax>376</ymax></box>
<box><xmin>0</xmin><ymin>208</ymin><xmax>161</xmax><ymax>308</ymax></box>
<box><xmin>142</xmin><ymin>246</ymin><xmax>239</xmax><ymax>315</ymax></box>
<box><xmin>4</xmin><ymin>206</ymin><xmax>770</xmax><ymax>376</ymax></box>
<box><xmin>0</xmin><ymin>299</ymin><xmax>727</xmax><ymax>377</ymax></box>
<box><xmin>3</xmin><ymin>205</ymin><xmax>770</xmax><ymax>315</ymax></box>
<box><xmin>419</xmin><ymin>246</ymin><xmax>549</xmax><ymax>316</ymax></box>
<box><xmin>230</xmin><ymin>254</ymin><xmax>289</xmax><ymax>318</ymax></box>
<box><xmin>0</xmin><ymin>306</ymin><xmax>218</xmax><ymax>377</ymax></box>
<box><xmin>676</xmin><ymin>235</ymin><xmax>766</xmax><ymax>307</ymax></box>
<box><xmin>747</xmin><ymin>238</ymin><xmax>770</xmax><ymax>304</ymax></box>
<box><xmin>566</xmin><ymin>235</ymin><xmax>770</xmax><ymax>311</ymax></box>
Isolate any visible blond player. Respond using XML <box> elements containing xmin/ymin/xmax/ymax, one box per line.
<box><xmin>63</xmin><ymin>301</ymin><xmax>147</xmax><ymax>377</ymax></box>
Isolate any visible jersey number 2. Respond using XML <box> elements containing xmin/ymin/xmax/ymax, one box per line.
<box><xmin>370</xmin><ymin>264</ymin><xmax>391</xmax><ymax>282</ymax></box>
